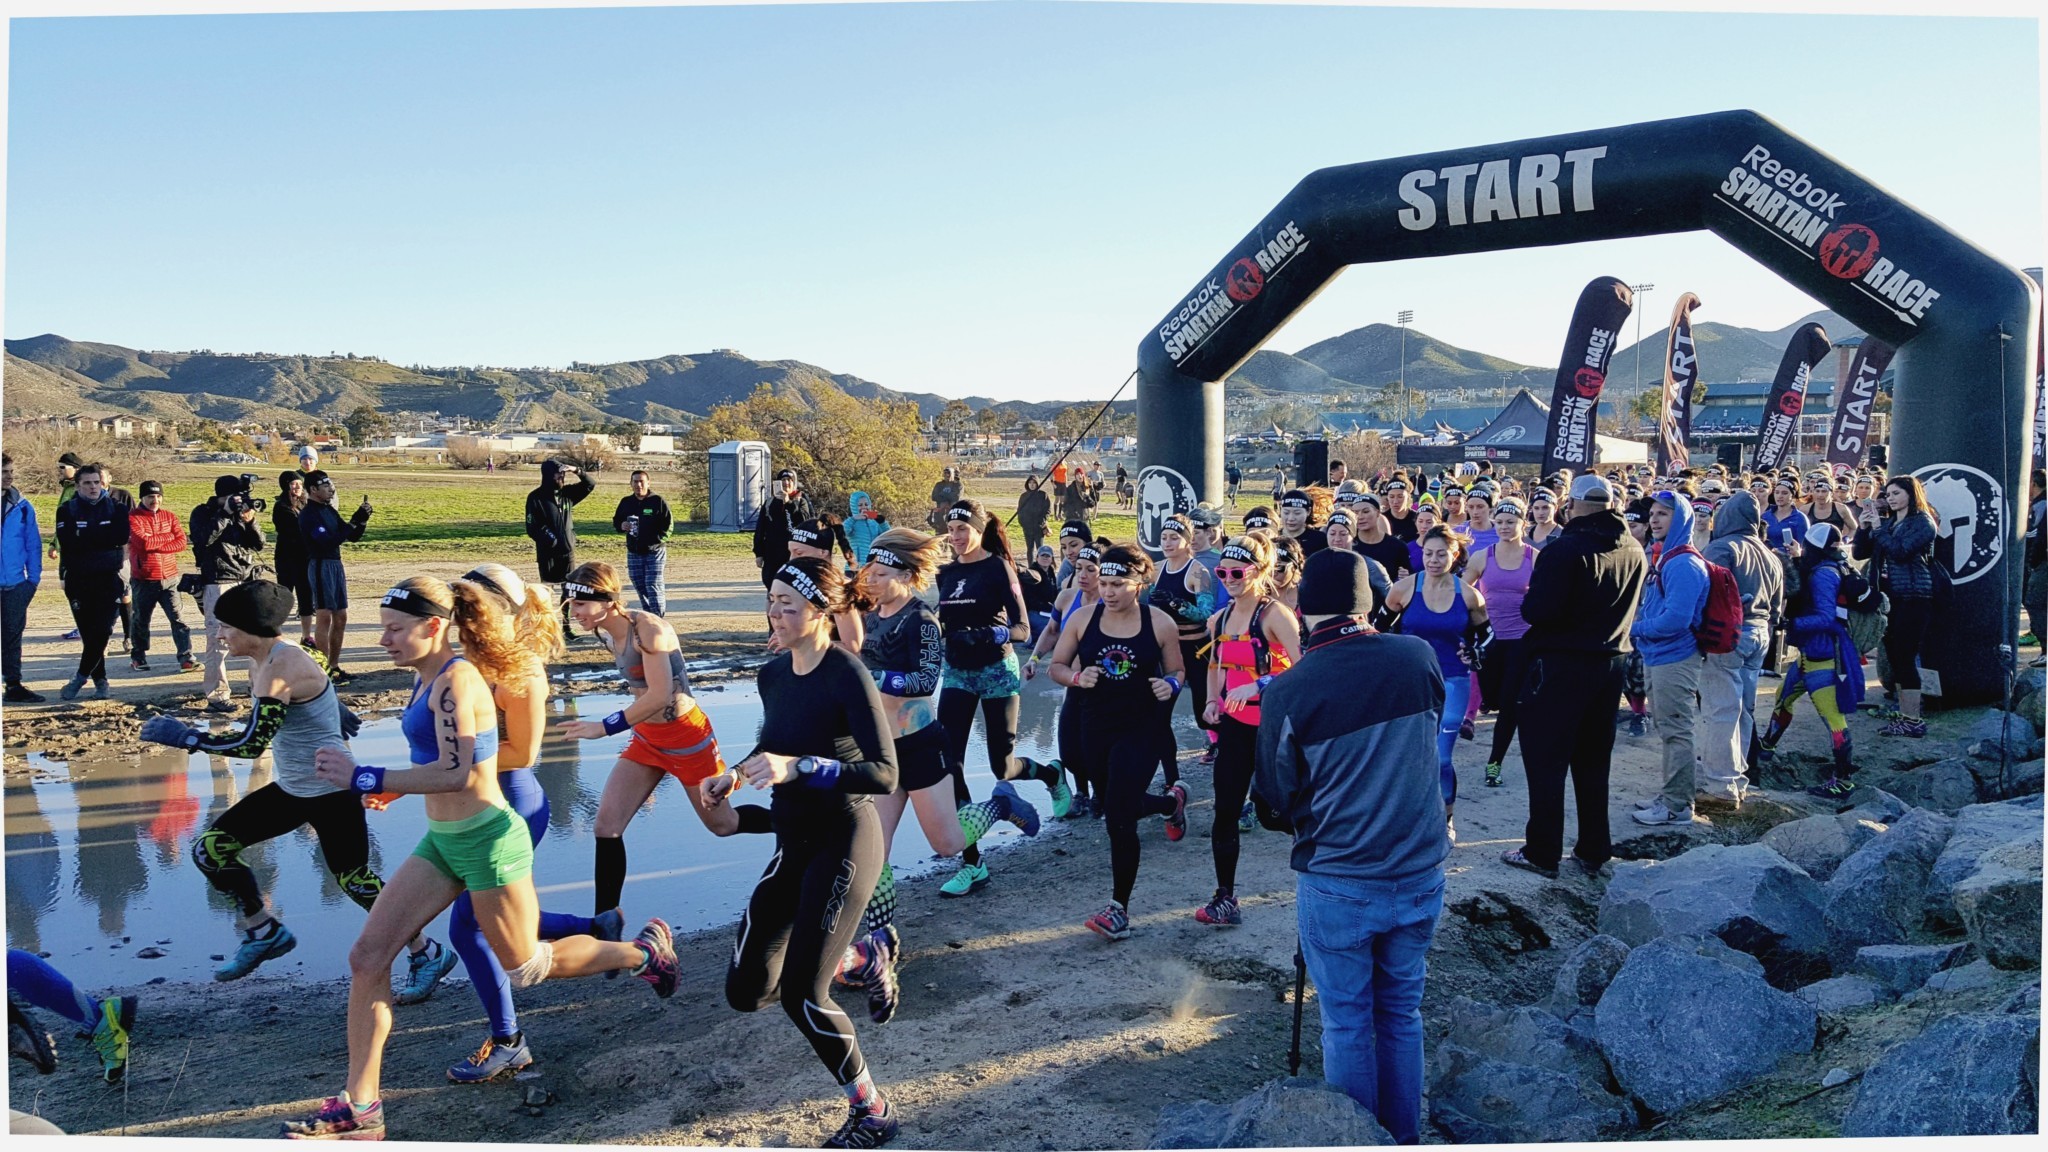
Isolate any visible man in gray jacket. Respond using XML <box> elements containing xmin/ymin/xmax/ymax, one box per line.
<box><xmin>1256</xmin><ymin>549</ymin><xmax>1447</xmax><ymax>1145</ymax></box>
<box><xmin>1697</xmin><ymin>490</ymin><xmax>1783</xmax><ymax>804</ymax></box>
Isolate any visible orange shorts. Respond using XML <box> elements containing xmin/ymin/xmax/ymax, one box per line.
<box><xmin>621</xmin><ymin>704</ymin><xmax>725</xmax><ymax>786</ymax></box>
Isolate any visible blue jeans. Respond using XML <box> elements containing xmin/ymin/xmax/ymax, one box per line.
<box><xmin>1</xmin><ymin>581</ymin><xmax>34</xmax><ymax>687</ymax></box>
<box><xmin>1296</xmin><ymin>868</ymin><xmax>1445</xmax><ymax>1145</ymax></box>
<box><xmin>1436</xmin><ymin>672</ymin><xmax>1470</xmax><ymax>805</ymax></box>
<box><xmin>625</xmin><ymin>550</ymin><xmax>667</xmax><ymax>617</ymax></box>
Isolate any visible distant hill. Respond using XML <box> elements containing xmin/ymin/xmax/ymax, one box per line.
<box><xmin>7</xmin><ymin>307</ymin><xmax>1865</xmax><ymax>430</ymax></box>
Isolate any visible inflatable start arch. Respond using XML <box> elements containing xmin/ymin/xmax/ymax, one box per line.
<box><xmin>1134</xmin><ymin>110</ymin><xmax>2040</xmax><ymax>705</ymax></box>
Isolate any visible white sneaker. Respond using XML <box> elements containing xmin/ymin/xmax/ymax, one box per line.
<box><xmin>1633</xmin><ymin>797</ymin><xmax>1660</xmax><ymax>810</ymax></box>
<box><xmin>1631</xmin><ymin>802</ymin><xmax>1694</xmax><ymax>826</ymax></box>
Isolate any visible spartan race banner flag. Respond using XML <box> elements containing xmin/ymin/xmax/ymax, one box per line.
<box><xmin>1752</xmin><ymin>322</ymin><xmax>1831</xmax><ymax>471</ymax></box>
<box><xmin>1539</xmin><ymin>277</ymin><xmax>1634</xmax><ymax>477</ymax></box>
<box><xmin>1825</xmin><ymin>337</ymin><xmax>1895</xmax><ymax>470</ymax></box>
<box><xmin>1656</xmin><ymin>292</ymin><xmax>1702</xmax><ymax>475</ymax></box>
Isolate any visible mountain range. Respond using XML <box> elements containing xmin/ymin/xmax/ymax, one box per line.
<box><xmin>4</xmin><ymin>309</ymin><xmax>1861</xmax><ymax>429</ymax></box>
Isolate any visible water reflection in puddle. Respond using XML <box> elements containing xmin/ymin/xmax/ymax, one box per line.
<box><xmin>7</xmin><ymin>681</ymin><xmax>1096</xmax><ymax>987</ymax></box>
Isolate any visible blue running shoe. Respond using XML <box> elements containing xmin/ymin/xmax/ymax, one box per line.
<box><xmin>283</xmin><ymin>1093</ymin><xmax>384</xmax><ymax>1140</ymax></box>
<box><xmin>991</xmin><ymin>780</ymin><xmax>1041</xmax><ymax>837</ymax></box>
<box><xmin>447</xmin><ymin>1035</ymin><xmax>534</xmax><ymax>1084</ymax></box>
<box><xmin>1042</xmin><ymin>761</ymin><xmax>1073</xmax><ymax>820</ymax></box>
<box><xmin>824</xmin><ymin>1103</ymin><xmax>899</xmax><ymax>1149</ymax></box>
<box><xmin>392</xmin><ymin>939</ymin><xmax>458</xmax><ymax>1005</ymax></box>
<box><xmin>216</xmin><ymin>921</ymin><xmax>297</xmax><ymax>982</ymax></box>
<box><xmin>938</xmin><ymin>862</ymin><xmax>989</xmax><ymax>898</ymax></box>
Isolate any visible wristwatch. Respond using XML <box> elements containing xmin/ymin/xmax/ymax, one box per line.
<box><xmin>795</xmin><ymin>755</ymin><xmax>818</xmax><ymax>778</ymax></box>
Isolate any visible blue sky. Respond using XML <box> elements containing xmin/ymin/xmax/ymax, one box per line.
<box><xmin>6</xmin><ymin>2</ymin><xmax>2041</xmax><ymax>403</ymax></box>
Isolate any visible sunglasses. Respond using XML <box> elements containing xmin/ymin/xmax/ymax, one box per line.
<box><xmin>1216</xmin><ymin>566</ymin><xmax>1253</xmax><ymax>580</ymax></box>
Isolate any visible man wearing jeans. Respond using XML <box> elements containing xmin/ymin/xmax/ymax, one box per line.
<box><xmin>2</xmin><ymin>454</ymin><xmax>46</xmax><ymax>702</ymax></box>
<box><xmin>126</xmin><ymin>480</ymin><xmax>195</xmax><ymax>673</ymax></box>
<box><xmin>1698</xmin><ymin>491</ymin><xmax>1782</xmax><ymax>803</ymax></box>
<box><xmin>1630</xmin><ymin>492</ymin><xmax>1709</xmax><ymax>827</ymax></box>
<box><xmin>1256</xmin><ymin>549</ymin><xmax>1447</xmax><ymax>1145</ymax></box>
<box><xmin>611</xmin><ymin>470</ymin><xmax>672</xmax><ymax>616</ymax></box>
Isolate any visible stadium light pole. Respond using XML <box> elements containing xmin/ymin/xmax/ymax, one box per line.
<box><xmin>1397</xmin><ymin>310</ymin><xmax>1415</xmax><ymax>422</ymax></box>
<box><xmin>1630</xmin><ymin>283</ymin><xmax>1655</xmax><ymax>432</ymax></box>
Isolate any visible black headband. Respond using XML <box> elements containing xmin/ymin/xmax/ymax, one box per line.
<box><xmin>867</xmin><ymin>547</ymin><xmax>912</xmax><ymax>571</ymax></box>
<box><xmin>1219</xmin><ymin>543</ymin><xmax>1258</xmax><ymax>564</ymax></box>
<box><xmin>1076</xmin><ymin>545</ymin><xmax>1103</xmax><ymax>564</ymax></box>
<box><xmin>1096</xmin><ymin>560</ymin><xmax>1133</xmax><ymax>579</ymax></box>
<box><xmin>1280</xmin><ymin>496</ymin><xmax>1309</xmax><ymax>509</ymax></box>
<box><xmin>1384</xmin><ymin>481</ymin><xmax>1409</xmax><ymax>492</ymax></box>
<box><xmin>788</xmin><ymin>525</ymin><xmax>824</xmax><ymax>546</ymax></box>
<box><xmin>774</xmin><ymin>564</ymin><xmax>832</xmax><ymax>611</ymax></box>
<box><xmin>945</xmin><ymin>507</ymin><xmax>977</xmax><ymax>524</ymax></box>
<box><xmin>1160</xmin><ymin>517</ymin><xmax>1190</xmax><ymax>537</ymax></box>
<box><xmin>564</xmin><ymin>580</ymin><xmax>615</xmax><ymax>603</ymax></box>
<box><xmin>382</xmin><ymin>587</ymin><xmax>453</xmax><ymax>619</ymax></box>
<box><xmin>1060</xmin><ymin>523</ymin><xmax>1086</xmax><ymax>540</ymax></box>
<box><xmin>1244</xmin><ymin>514</ymin><xmax>1274</xmax><ymax>529</ymax></box>
<box><xmin>461</xmin><ymin>569</ymin><xmax>513</xmax><ymax>605</ymax></box>
<box><xmin>1326</xmin><ymin>510</ymin><xmax>1354</xmax><ymax>528</ymax></box>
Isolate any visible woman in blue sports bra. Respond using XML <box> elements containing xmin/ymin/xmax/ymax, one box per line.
<box><xmin>287</xmin><ymin>577</ymin><xmax>682</xmax><ymax>1141</ymax></box>
<box><xmin>1380</xmin><ymin>525</ymin><xmax>1491</xmax><ymax>845</ymax></box>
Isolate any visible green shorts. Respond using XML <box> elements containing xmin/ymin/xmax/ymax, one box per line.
<box><xmin>412</xmin><ymin>804</ymin><xmax>533</xmax><ymax>891</ymax></box>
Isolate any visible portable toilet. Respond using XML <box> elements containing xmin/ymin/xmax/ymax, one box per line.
<box><xmin>708</xmin><ymin>440</ymin><xmax>771</xmax><ymax>532</ymax></box>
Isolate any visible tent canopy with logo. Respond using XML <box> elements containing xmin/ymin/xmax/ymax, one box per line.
<box><xmin>1395</xmin><ymin>389</ymin><xmax>1648</xmax><ymax>468</ymax></box>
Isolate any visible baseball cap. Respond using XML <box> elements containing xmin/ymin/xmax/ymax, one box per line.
<box><xmin>139</xmin><ymin>480</ymin><xmax>163</xmax><ymax>496</ymax></box>
<box><xmin>1569</xmin><ymin>474</ymin><xmax>1615</xmax><ymax>504</ymax></box>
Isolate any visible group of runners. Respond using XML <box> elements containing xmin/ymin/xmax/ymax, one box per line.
<box><xmin>4</xmin><ymin>448</ymin><xmax>1977</xmax><ymax>1146</ymax></box>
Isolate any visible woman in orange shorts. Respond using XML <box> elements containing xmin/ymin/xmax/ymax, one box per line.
<box><xmin>557</xmin><ymin>561</ymin><xmax>741</xmax><ymax>918</ymax></box>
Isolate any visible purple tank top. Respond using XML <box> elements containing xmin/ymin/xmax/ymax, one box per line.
<box><xmin>1475</xmin><ymin>542</ymin><xmax>1534</xmax><ymax>640</ymax></box>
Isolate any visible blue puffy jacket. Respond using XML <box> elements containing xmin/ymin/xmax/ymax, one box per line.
<box><xmin>1631</xmin><ymin>495</ymin><xmax>1709</xmax><ymax>667</ymax></box>
<box><xmin>844</xmin><ymin>491</ymin><xmax>888</xmax><ymax>567</ymax></box>
<box><xmin>1786</xmin><ymin>561</ymin><xmax>1844</xmax><ymax>652</ymax></box>
<box><xmin>2</xmin><ymin>490</ymin><xmax>42</xmax><ymax>588</ymax></box>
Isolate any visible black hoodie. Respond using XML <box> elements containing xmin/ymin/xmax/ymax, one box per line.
<box><xmin>526</xmin><ymin>460</ymin><xmax>595</xmax><ymax>560</ymax></box>
<box><xmin>1520</xmin><ymin>507</ymin><xmax>1646</xmax><ymax>657</ymax></box>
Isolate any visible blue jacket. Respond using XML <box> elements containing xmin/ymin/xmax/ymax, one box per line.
<box><xmin>2</xmin><ymin>489</ymin><xmax>42</xmax><ymax>588</ymax></box>
<box><xmin>1631</xmin><ymin>494</ymin><xmax>1709</xmax><ymax>667</ymax></box>
<box><xmin>844</xmin><ymin>491</ymin><xmax>888</xmax><ymax>566</ymax></box>
<box><xmin>1853</xmin><ymin>511</ymin><xmax>1937</xmax><ymax>602</ymax></box>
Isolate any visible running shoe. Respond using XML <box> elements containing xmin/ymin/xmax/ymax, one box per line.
<box><xmin>3</xmin><ymin>684</ymin><xmax>45</xmax><ymax>703</ymax></box>
<box><xmin>1194</xmin><ymin>890</ymin><xmax>1241</xmax><ymax>927</ymax></box>
<box><xmin>1044</xmin><ymin>762</ymin><xmax>1073</xmax><ymax>820</ymax></box>
<box><xmin>1484</xmin><ymin>761</ymin><xmax>1504</xmax><ymax>788</ymax></box>
<box><xmin>1631</xmin><ymin>802</ymin><xmax>1693</xmax><ymax>827</ymax></box>
<box><xmin>1807</xmin><ymin>776</ymin><xmax>1857</xmax><ymax>801</ymax></box>
<box><xmin>282</xmin><ymin>1093</ymin><xmax>384</xmax><ymax>1140</ymax></box>
<box><xmin>1063</xmin><ymin>794</ymin><xmax>1092</xmax><ymax>821</ymax></box>
<box><xmin>991</xmin><ymin>780</ymin><xmax>1041</xmax><ymax>837</ymax></box>
<box><xmin>938</xmin><ymin>862</ymin><xmax>989</xmax><ymax>898</ymax></box>
<box><xmin>1238</xmin><ymin>800</ymin><xmax>1257</xmax><ymax>833</ymax></box>
<box><xmin>392</xmin><ymin>938</ymin><xmax>458</xmax><ymax>1005</ymax></box>
<box><xmin>179</xmin><ymin>658</ymin><xmax>199</xmax><ymax>673</ymax></box>
<box><xmin>1200</xmin><ymin>744</ymin><xmax>1218</xmax><ymax>767</ymax></box>
<box><xmin>59</xmin><ymin>628</ymin><xmax>79</xmax><ymax>641</ymax></box>
<box><xmin>131</xmin><ymin>657</ymin><xmax>151</xmax><ymax>672</ymax></box>
<box><xmin>824</xmin><ymin>1103</ymin><xmax>899</xmax><ymax>1149</ymax></box>
<box><xmin>1163</xmin><ymin>782</ymin><xmax>1189</xmax><ymax>842</ymax></box>
<box><xmin>91</xmin><ymin>995</ymin><xmax>137</xmax><ymax>1084</ymax></box>
<box><xmin>1499</xmin><ymin>848</ymin><xmax>1559</xmax><ymax>879</ymax></box>
<box><xmin>1085</xmin><ymin>901</ymin><xmax>1131</xmax><ymax>941</ymax></box>
<box><xmin>328</xmin><ymin>667</ymin><xmax>354</xmax><ymax>686</ymax></box>
<box><xmin>447</xmin><ymin>1035</ymin><xmax>533</xmax><ymax>1084</ymax></box>
<box><xmin>216</xmin><ymin>921</ymin><xmax>297</xmax><ymax>981</ymax></box>
<box><xmin>206</xmin><ymin>696</ymin><xmax>237</xmax><ymax>713</ymax></box>
<box><xmin>633</xmin><ymin>918</ymin><xmax>680</xmax><ymax>999</ymax></box>
<box><xmin>1626</xmin><ymin>714</ymin><xmax>1648</xmax><ymax>738</ymax></box>
<box><xmin>860</xmin><ymin>926</ymin><xmax>900</xmax><ymax>1025</ymax></box>
<box><xmin>1880</xmin><ymin>717</ymin><xmax>1928</xmax><ymax>738</ymax></box>
<box><xmin>1458</xmin><ymin>718</ymin><xmax>1476</xmax><ymax>741</ymax></box>
<box><xmin>59</xmin><ymin>677</ymin><xmax>85</xmax><ymax>701</ymax></box>
<box><xmin>9</xmin><ymin>999</ymin><xmax>57</xmax><ymax>1075</ymax></box>
<box><xmin>92</xmin><ymin>677</ymin><xmax>110</xmax><ymax>700</ymax></box>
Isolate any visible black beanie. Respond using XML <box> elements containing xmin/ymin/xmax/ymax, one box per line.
<box><xmin>213</xmin><ymin>580</ymin><xmax>294</xmax><ymax>638</ymax></box>
<box><xmin>1298</xmin><ymin>549</ymin><xmax>1376</xmax><ymax>617</ymax></box>
<box><xmin>214</xmin><ymin>475</ymin><xmax>241</xmax><ymax>497</ymax></box>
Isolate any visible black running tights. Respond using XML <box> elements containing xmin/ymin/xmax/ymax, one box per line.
<box><xmin>725</xmin><ymin>805</ymin><xmax>883</xmax><ymax>1086</ymax></box>
<box><xmin>193</xmin><ymin>784</ymin><xmax>381</xmax><ymax>919</ymax></box>
<box><xmin>1072</xmin><ymin>709</ymin><xmax>1175</xmax><ymax>907</ymax></box>
<box><xmin>1210</xmin><ymin>717</ymin><xmax>1258</xmax><ymax>893</ymax></box>
<box><xmin>940</xmin><ymin>687</ymin><xmax>1021</xmax><ymax>868</ymax></box>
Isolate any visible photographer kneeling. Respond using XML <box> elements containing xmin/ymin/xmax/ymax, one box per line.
<box><xmin>189</xmin><ymin>475</ymin><xmax>268</xmax><ymax>711</ymax></box>
<box><xmin>1253</xmin><ymin>549</ymin><xmax>1447</xmax><ymax>1146</ymax></box>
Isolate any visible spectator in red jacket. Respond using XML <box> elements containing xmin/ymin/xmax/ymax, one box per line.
<box><xmin>126</xmin><ymin>480</ymin><xmax>194</xmax><ymax>673</ymax></box>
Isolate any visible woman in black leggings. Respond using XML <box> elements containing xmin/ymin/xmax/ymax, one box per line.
<box><xmin>933</xmin><ymin>499</ymin><xmax>1066</xmax><ymax>897</ymax></box>
<box><xmin>1853</xmin><ymin>474</ymin><xmax>1939</xmax><ymax>738</ymax></box>
<box><xmin>1046</xmin><ymin>545</ymin><xmax>1188</xmax><ymax>942</ymax></box>
<box><xmin>715</xmin><ymin>557</ymin><xmax>902</xmax><ymax>1149</ymax></box>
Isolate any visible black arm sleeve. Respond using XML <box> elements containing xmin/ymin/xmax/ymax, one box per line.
<box><xmin>194</xmin><ymin>697</ymin><xmax>291</xmax><ymax>756</ymax></box>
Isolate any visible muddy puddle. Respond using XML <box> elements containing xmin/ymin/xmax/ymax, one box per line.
<box><xmin>6</xmin><ymin>681</ymin><xmax>1100</xmax><ymax>987</ymax></box>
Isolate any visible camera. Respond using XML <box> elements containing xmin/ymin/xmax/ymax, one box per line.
<box><xmin>224</xmin><ymin>473</ymin><xmax>268</xmax><ymax>513</ymax></box>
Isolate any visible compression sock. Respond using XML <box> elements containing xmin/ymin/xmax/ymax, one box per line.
<box><xmin>538</xmin><ymin>912</ymin><xmax>592</xmax><ymax>940</ymax></box>
<box><xmin>843</xmin><ymin>1069</ymin><xmax>885</xmax><ymax>1115</ymax></box>
<box><xmin>958</xmin><ymin>799</ymin><xmax>1002</xmax><ymax>850</ymax></box>
<box><xmin>595</xmin><ymin>836</ymin><xmax>626</xmax><ymax>916</ymax></box>
<box><xmin>1017</xmin><ymin>756</ymin><xmax>1061</xmax><ymax>787</ymax></box>
<box><xmin>859</xmin><ymin>864</ymin><xmax>897</xmax><ymax>937</ymax></box>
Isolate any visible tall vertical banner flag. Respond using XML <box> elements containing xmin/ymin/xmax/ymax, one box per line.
<box><xmin>1656</xmin><ymin>293</ymin><xmax>1703</xmax><ymax>475</ymax></box>
<box><xmin>1752</xmin><ymin>323</ymin><xmax>1832</xmax><ymax>472</ymax></box>
<box><xmin>1824</xmin><ymin>337</ymin><xmax>1896</xmax><ymax>470</ymax></box>
<box><xmin>1540</xmin><ymin>277</ymin><xmax>1635</xmax><ymax>477</ymax></box>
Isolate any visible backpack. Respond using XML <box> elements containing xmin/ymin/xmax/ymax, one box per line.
<box><xmin>1661</xmin><ymin>544</ymin><xmax>1744</xmax><ymax>656</ymax></box>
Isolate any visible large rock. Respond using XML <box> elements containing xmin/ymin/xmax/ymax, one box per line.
<box><xmin>1952</xmin><ymin>837</ymin><xmax>2043</xmax><ymax>970</ymax></box>
<box><xmin>2013</xmin><ymin>690</ymin><xmax>2044</xmax><ymax>738</ymax></box>
<box><xmin>1889</xmin><ymin>757</ymin><xmax>1988</xmax><ymax>812</ymax></box>
<box><xmin>1599</xmin><ymin>844</ymin><xmax>1828</xmax><ymax>987</ymax></box>
<box><xmin>1913</xmin><ymin>958</ymin><xmax>2007</xmax><ymax>998</ymax></box>
<box><xmin>1431</xmin><ymin>997</ymin><xmax>1578</xmax><ymax>1070</ymax></box>
<box><xmin>1841</xmin><ymin>1013</ymin><xmax>2041</xmax><ymax>1136</ymax></box>
<box><xmin>1822</xmin><ymin>807</ymin><xmax>1954</xmax><ymax>963</ymax></box>
<box><xmin>1759</xmin><ymin>812</ymin><xmax>1885</xmax><ymax>882</ymax></box>
<box><xmin>1793</xmin><ymin>974</ymin><xmax>1892</xmax><ymax>1013</ymax></box>
<box><xmin>1851</xmin><ymin>943</ymin><xmax>1970</xmax><ymax>996</ymax></box>
<box><xmin>1965</xmin><ymin>749</ymin><xmax>2046</xmax><ymax>801</ymax></box>
<box><xmin>1593</xmin><ymin>936</ymin><xmax>1816</xmax><ymax>1116</ymax></box>
<box><xmin>1428</xmin><ymin>1050</ymin><xmax>1638</xmax><ymax>1144</ymax></box>
<box><xmin>1927</xmin><ymin>796</ymin><xmax>2045</xmax><ymax>929</ymax></box>
<box><xmin>1151</xmin><ymin>1078</ymin><xmax>1395</xmax><ymax>1149</ymax></box>
<box><xmin>1543</xmin><ymin>935</ymin><xmax>1631</xmax><ymax>1043</ymax></box>
<box><xmin>1964</xmin><ymin>710</ymin><xmax>2037</xmax><ymax>759</ymax></box>
<box><xmin>2015</xmin><ymin>666</ymin><xmax>2047</xmax><ymax>700</ymax></box>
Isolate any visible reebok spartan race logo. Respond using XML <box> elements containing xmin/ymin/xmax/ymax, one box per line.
<box><xmin>1160</xmin><ymin>223</ymin><xmax>1309</xmax><ymax>364</ymax></box>
<box><xmin>1717</xmin><ymin>146</ymin><xmax>1941</xmax><ymax>324</ymax></box>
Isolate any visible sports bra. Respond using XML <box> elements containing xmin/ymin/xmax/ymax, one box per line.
<box><xmin>402</xmin><ymin>656</ymin><xmax>501</xmax><ymax>767</ymax></box>
<box><xmin>611</xmin><ymin>615</ymin><xmax>692</xmax><ymax>695</ymax></box>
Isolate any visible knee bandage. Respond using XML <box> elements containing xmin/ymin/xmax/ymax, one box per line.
<box><xmin>191</xmin><ymin>827</ymin><xmax>246</xmax><ymax>875</ymax></box>
<box><xmin>507</xmin><ymin>941</ymin><xmax>554</xmax><ymax>989</ymax></box>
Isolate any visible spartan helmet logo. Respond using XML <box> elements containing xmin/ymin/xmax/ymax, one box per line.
<box><xmin>1913</xmin><ymin>463</ymin><xmax>2006</xmax><ymax>585</ymax></box>
<box><xmin>1137</xmin><ymin>466</ymin><xmax>1196</xmax><ymax>553</ymax></box>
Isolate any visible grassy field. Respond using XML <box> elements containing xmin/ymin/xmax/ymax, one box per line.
<box><xmin>27</xmin><ymin>461</ymin><xmax>1148</xmax><ymax>564</ymax></box>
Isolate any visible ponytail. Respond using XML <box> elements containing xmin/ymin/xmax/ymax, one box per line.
<box><xmin>447</xmin><ymin>581</ymin><xmax>543</xmax><ymax>688</ymax></box>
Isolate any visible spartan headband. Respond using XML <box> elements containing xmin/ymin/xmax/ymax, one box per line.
<box><xmin>1326</xmin><ymin>510</ymin><xmax>1354</xmax><ymax>528</ymax></box>
<box><xmin>867</xmin><ymin>547</ymin><xmax>912</xmax><ymax>571</ymax></box>
<box><xmin>1060</xmin><ymin>523</ymin><xmax>1086</xmax><ymax>540</ymax></box>
<box><xmin>382</xmin><ymin>587</ymin><xmax>452</xmax><ymax>619</ymax></box>
<box><xmin>1096</xmin><ymin>560</ymin><xmax>1133</xmax><ymax>579</ymax></box>
<box><xmin>461</xmin><ymin>569</ymin><xmax>513</xmax><ymax>605</ymax></box>
<box><xmin>1076</xmin><ymin>545</ymin><xmax>1104</xmax><ymax>564</ymax></box>
<box><xmin>774</xmin><ymin>564</ymin><xmax>832</xmax><ymax>611</ymax></box>
<box><xmin>1384</xmin><ymin>481</ymin><xmax>1409</xmax><ymax>492</ymax></box>
<box><xmin>944</xmin><ymin>507</ymin><xmax>978</xmax><ymax>524</ymax></box>
<box><xmin>564</xmin><ymin>581</ymin><xmax>615</xmax><ymax>603</ymax></box>
<box><xmin>1220</xmin><ymin>542</ymin><xmax>1258</xmax><ymax>564</ymax></box>
<box><xmin>1279</xmin><ymin>495</ymin><xmax>1310</xmax><ymax>509</ymax></box>
<box><xmin>788</xmin><ymin>524</ymin><xmax>824</xmax><ymax>546</ymax></box>
<box><xmin>1243</xmin><ymin>514</ymin><xmax>1274</xmax><ymax>530</ymax></box>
